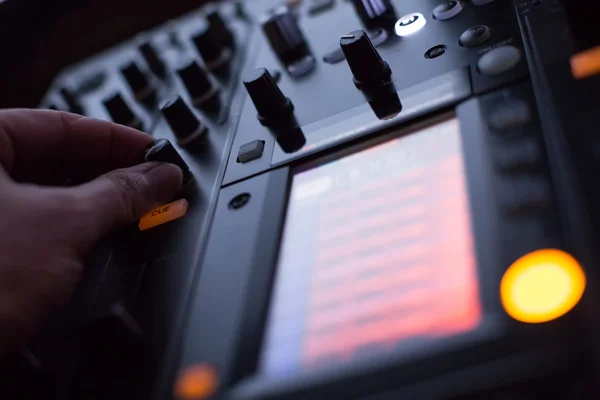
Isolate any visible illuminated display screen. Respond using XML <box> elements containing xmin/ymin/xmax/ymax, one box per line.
<box><xmin>261</xmin><ymin>118</ymin><xmax>482</xmax><ymax>376</ymax></box>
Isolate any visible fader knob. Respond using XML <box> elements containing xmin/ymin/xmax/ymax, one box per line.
<box><xmin>59</xmin><ymin>87</ymin><xmax>84</xmax><ymax>115</ymax></box>
<box><xmin>340</xmin><ymin>30</ymin><xmax>391</xmax><ymax>87</ymax></box>
<box><xmin>207</xmin><ymin>10</ymin><xmax>235</xmax><ymax>49</ymax></box>
<box><xmin>120</xmin><ymin>62</ymin><xmax>156</xmax><ymax>105</ymax></box>
<box><xmin>139</xmin><ymin>41</ymin><xmax>167</xmax><ymax>80</ymax></box>
<box><xmin>262</xmin><ymin>8</ymin><xmax>312</xmax><ymax>67</ymax></box>
<box><xmin>243</xmin><ymin>68</ymin><xmax>294</xmax><ymax>126</ymax></box>
<box><xmin>192</xmin><ymin>21</ymin><xmax>232</xmax><ymax>76</ymax></box>
<box><xmin>176</xmin><ymin>61</ymin><xmax>220</xmax><ymax>113</ymax></box>
<box><xmin>350</xmin><ymin>0</ymin><xmax>397</xmax><ymax>31</ymax></box>
<box><xmin>160</xmin><ymin>96</ymin><xmax>208</xmax><ymax>147</ymax></box>
<box><xmin>103</xmin><ymin>93</ymin><xmax>144</xmax><ymax>131</ymax></box>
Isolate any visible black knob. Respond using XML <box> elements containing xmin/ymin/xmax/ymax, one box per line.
<box><xmin>144</xmin><ymin>139</ymin><xmax>193</xmax><ymax>187</ymax></box>
<box><xmin>341</xmin><ymin>30</ymin><xmax>400</xmax><ymax>117</ymax></box>
<box><xmin>139</xmin><ymin>41</ymin><xmax>167</xmax><ymax>80</ymax></box>
<box><xmin>350</xmin><ymin>0</ymin><xmax>397</xmax><ymax>31</ymax></box>
<box><xmin>103</xmin><ymin>93</ymin><xmax>144</xmax><ymax>131</ymax></box>
<box><xmin>59</xmin><ymin>87</ymin><xmax>85</xmax><ymax>115</ymax></box>
<box><xmin>207</xmin><ymin>10</ymin><xmax>235</xmax><ymax>49</ymax></box>
<box><xmin>176</xmin><ymin>61</ymin><xmax>220</xmax><ymax>112</ymax></box>
<box><xmin>262</xmin><ymin>8</ymin><xmax>312</xmax><ymax>67</ymax></box>
<box><xmin>120</xmin><ymin>62</ymin><xmax>156</xmax><ymax>105</ymax></box>
<box><xmin>192</xmin><ymin>21</ymin><xmax>232</xmax><ymax>76</ymax></box>
<box><xmin>340</xmin><ymin>30</ymin><xmax>391</xmax><ymax>87</ymax></box>
<box><xmin>243</xmin><ymin>68</ymin><xmax>294</xmax><ymax>126</ymax></box>
<box><xmin>160</xmin><ymin>96</ymin><xmax>208</xmax><ymax>147</ymax></box>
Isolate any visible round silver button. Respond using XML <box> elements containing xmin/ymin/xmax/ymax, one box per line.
<box><xmin>478</xmin><ymin>46</ymin><xmax>522</xmax><ymax>76</ymax></box>
<box><xmin>433</xmin><ymin>1</ymin><xmax>463</xmax><ymax>21</ymax></box>
<box><xmin>459</xmin><ymin>25</ymin><xmax>492</xmax><ymax>48</ymax></box>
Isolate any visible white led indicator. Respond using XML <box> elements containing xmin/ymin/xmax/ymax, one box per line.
<box><xmin>394</xmin><ymin>12</ymin><xmax>427</xmax><ymax>37</ymax></box>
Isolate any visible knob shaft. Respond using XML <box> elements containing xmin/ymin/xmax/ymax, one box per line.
<box><xmin>243</xmin><ymin>68</ymin><xmax>294</xmax><ymax>126</ymax></box>
<box><xmin>144</xmin><ymin>139</ymin><xmax>194</xmax><ymax>187</ymax></box>
<box><xmin>59</xmin><ymin>87</ymin><xmax>85</xmax><ymax>115</ymax></box>
<box><xmin>139</xmin><ymin>41</ymin><xmax>167</xmax><ymax>80</ymax></box>
<box><xmin>340</xmin><ymin>30</ymin><xmax>391</xmax><ymax>87</ymax></box>
<box><xmin>120</xmin><ymin>62</ymin><xmax>156</xmax><ymax>105</ymax></box>
<box><xmin>176</xmin><ymin>61</ymin><xmax>220</xmax><ymax>113</ymax></box>
<box><xmin>340</xmin><ymin>30</ymin><xmax>400</xmax><ymax>117</ymax></box>
<box><xmin>350</xmin><ymin>0</ymin><xmax>397</xmax><ymax>31</ymax></box>
<box><xmin>262</xmin><ymin>8</ymin><xmax>312</xmax><ymax>67</ymax></box>
<box><xmin>160</xmin><ymin>96</ymin><xmax>208</xmax><ymax>147</ymax></box>
<box><xmin>192</xmin><ymin>21</ymin><xmax>232</xmax><ymax>76</ymax></box>
<box><xmin>207</xmin><ymin>10</ymin><xmax>235</xmax><ymax>49</ymax></box>
<box><xmin>103</xmin><ymin>93</ymin><xmax>144</xmax><ymax>131</ymax></box>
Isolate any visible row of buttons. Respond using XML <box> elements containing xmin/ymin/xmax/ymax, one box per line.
<box><xmin>486</xmin><ymin>94</ymin><xmax>552</xmax><ymax>215</ymax></box>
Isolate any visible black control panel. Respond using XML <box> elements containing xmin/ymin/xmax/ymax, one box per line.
<box><xmin>7</xmin><ymin>0</ymin><xmax>600</xmax><ymax>399</ymax></box>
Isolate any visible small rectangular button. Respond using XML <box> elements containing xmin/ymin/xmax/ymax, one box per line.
<box><xmin>139</xmin><ymin>199</ymin><xmax>188</xmax><ymax>231</ymax></box>
<box><xmin>237</xmin><ymin>140</ymin><xmax>265</xmax><ymax>163</ymax></box>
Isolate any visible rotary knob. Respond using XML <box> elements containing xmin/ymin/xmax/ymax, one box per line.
<box><xmin>160</xmin><ymin>96</ymin><xmax>208</xmax><ymax>148</ymax></box>
<box><xmin>176</xmin><ymin>61</ymin><xmax>221</xmax><ymax>113</ymax></box>
<box><xmin>192</xmin><ymin>20</ymin><xmax>232</xmax><ymax>77</ymax></box>
<box><xmin>139</xmin><ymin>41</ymin><xmax>167</xmax><ymax>80</ymax></box>
<box><xmin>59</xmin><ymin>87</ymin><xmax>85</xmax><ymax>115</ymax></box>
<box><xmin>262</xmin><ymin>7</ymin><xmax>315</xmax><ymax>76</ymax></box>
<box><xmin>120</xmin><ymin>61</ymin><xmax>156</xmax><ymax>106</ymax></box>
<box><xmin>144</xmin><ymin>139</ymin><xmax>194</xmax><ymax>187</ymax></box>
<box><xmin>103</xmin><ymin>93</ymin><xmax>144</xmax><ymax>131</ymax></box>
<box><xmin>340</xmin><ymin>30</ymin><xmax>401</xmax><ymax>119</ymax></box>
<box><xmin>243</xmin><ymin>68</ymin><xmax>294</xmax><ymax>126</ymax></box>
<box><xmin>340</xmin><ymin>30</ymin><xmax>391</xmax><ymax>88</ymax></box>
<box><xmin>350</xmin><ymin>0</ymin><xmax>397</xmax><ymax>31</ymax></box>
<box><xmin>207</xmin><ymin>10</ymin><xmax>235</xmax><ymax>49</ymax></box>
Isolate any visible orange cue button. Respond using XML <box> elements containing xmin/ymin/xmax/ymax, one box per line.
<box><xmin>139</xmin><ymin>199</ymin><xmax>189</xmax><ymax>231</ymax></box>
<box><xmin>174</xmin><ymin>364</ymin><xmax>218</xmax><ymax>400</ymax></box>
<box><xmin>571</xmin><ymin>45</ymin><xmax>600</xmax><ymax>80</ymax></box>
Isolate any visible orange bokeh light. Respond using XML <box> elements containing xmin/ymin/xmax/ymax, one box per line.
<box><xmin>174</xmin><ymin>364</ymin><xmax>218</xmax><ymax>400</ymax></box>
<box><xmin>501</xmin><ymin>249</ymin><xmax>586</xmax><ymax>324</ymax></box>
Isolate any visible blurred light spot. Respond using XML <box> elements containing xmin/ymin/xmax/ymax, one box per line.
<box><xmin>501</xmin><ymin>249</ymin><xmax>586</xmax><ymax>323</ymax></box>
<box><xmin>571</xmin><ymin>45</ymin><xmax>600</xmax><ymax>80</ymax></box>
<box><xmin>174</xmin><ymin>364</ymin><xmax>218</xmax><ymax>400</ymax></box>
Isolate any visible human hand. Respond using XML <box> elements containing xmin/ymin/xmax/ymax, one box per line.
<box><xmin>0</xmin><ymin>109</ymin><xmax>183</xmax><ymax>354</ymax></box>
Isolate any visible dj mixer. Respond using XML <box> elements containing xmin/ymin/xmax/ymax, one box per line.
<box><xmin>6</xmin><ymin>0</ymin><xmax>600</xmax><ymax>398</ymax></box>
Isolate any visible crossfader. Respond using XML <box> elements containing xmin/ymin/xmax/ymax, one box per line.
<box><xmin>4</xmin><ymin>0</ymin><xmax>600</xmax><ymax>399</ymax></box>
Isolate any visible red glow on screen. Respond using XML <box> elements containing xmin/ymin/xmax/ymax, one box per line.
<box><xmin>261</xmin><ymin>118</ymin><xmax>482</xmax><ymax>375</ymax></box>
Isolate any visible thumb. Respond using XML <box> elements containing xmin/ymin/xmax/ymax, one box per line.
<box><xmin>71</xmin><ymin>162</ymin><xmax>183</xmax><ymax>246</ymax></box>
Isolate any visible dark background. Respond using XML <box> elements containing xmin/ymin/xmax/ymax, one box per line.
<box><xmin>0</xmin><ymin>0</ymin><xmax>205</xmax><ymax>109</ymax></box>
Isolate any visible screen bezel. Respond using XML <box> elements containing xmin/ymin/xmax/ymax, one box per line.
<box><xmin>260</xmin><ymin>112</ymin><xmax>502</xmax><ymax>373</ymax></box>
<box><xmin>227</xmin><ymin>111</ymin><xmax>517</xmax><ymax>397</ymax></box>
<box><xmin>224</xmin><ymin>106</ymin><xmax>576</xmax><ymax>400</ymax></box>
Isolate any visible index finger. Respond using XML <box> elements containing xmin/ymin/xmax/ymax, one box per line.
<box><xmin>0</xmin><ymin>109</ymin><xmax>155</xmax><ymax>185</ymax></box>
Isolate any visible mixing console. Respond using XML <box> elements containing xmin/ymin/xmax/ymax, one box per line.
<box><xmin>4</xmin><ymin>0</ymin><xmax>600</xmax><ymax>399</ymax></box>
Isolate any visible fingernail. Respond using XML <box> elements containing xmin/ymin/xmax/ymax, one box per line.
<box><xmin>143</xmin><ymin>162</ymin><xmax>184</xmax><ymax>203</ymax></box>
